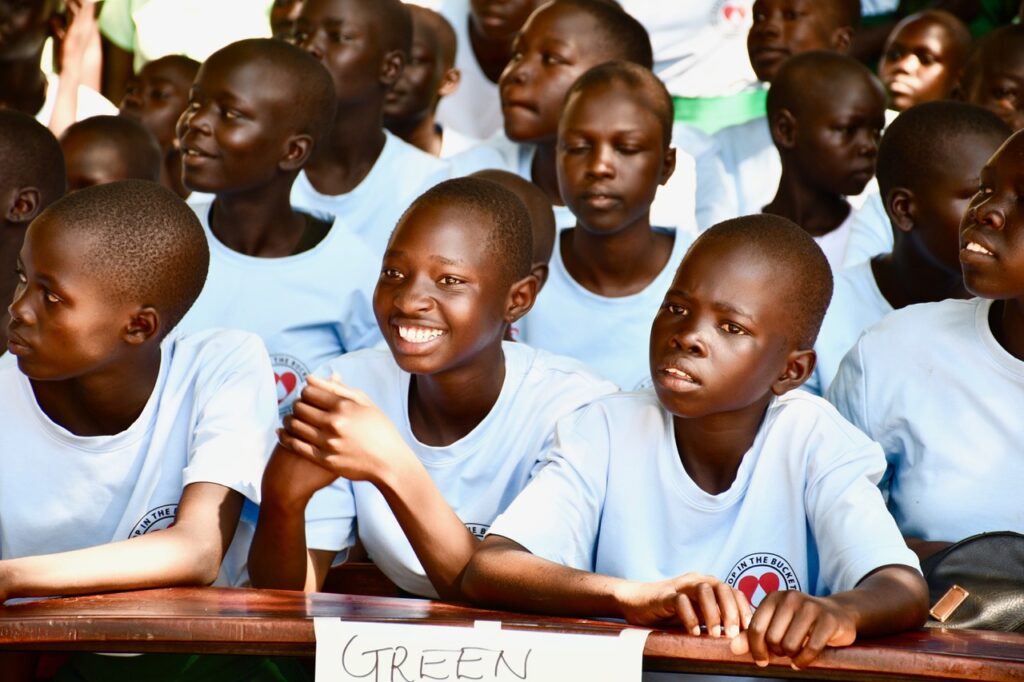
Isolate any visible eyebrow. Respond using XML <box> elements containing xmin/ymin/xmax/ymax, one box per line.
<box><xmin>667</xmin><ymin>289</ymin><xmax>754</xmax><ymax>319</ymax></box>
<box><xmin>383</xmin><ymin>250</ymin><xmax>465</xmax><ymax>268</ymax></box>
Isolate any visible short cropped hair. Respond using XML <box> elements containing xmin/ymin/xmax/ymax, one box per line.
<box><xmin>695</xmin><ymin>215</ymin><xmax>833</xmax><ymax>348</ymax></box>
<box><xmin>767</xmin><ymin>50</ymin><xmax>876</xmax><ymax>119</ymax></box>
<box><xmin>374</xmin><ymin>0</ymin><xmax>414</xmax><ymax>56</ymax></box>
<box><xmin>555</xmin><ymin>0</ymin><xmax>653</xmax><ymax>69</ymax></box>
<box><xmin>61</xmin><ymin>115</ymin><xmax>162</xmax><ymax>182</ymax></box>
<box><xmin>877</xmin><ymin>101</ymin><xmax>1010</xmax><ymax>198</ymax></box>
<box><xmin>959</xmin><ymin>24</ymin><xmax>1024</xmax><ymax>93</ymax></box>
<box><xmin>824</xmin><ymin>0</ymin><xmax>861</xmax><ymax>29</ymax></box>
<box><xmin>471</xmin><ymin>169</ymin><xmax>556</xmax><ymax>266</ymax></box>
<box><xmin>37</xmin><ymin>180</ymin><xmax>209</xmax><ymax>335</ymax></box>
<box><xmin>565</xmin><ymin>60</ymin><xmax>674</xmax><ymax>148</ymax></box>
<box><xmin>406</xmin><ymin>177</ymin><xmax>533</xmax><ymax>285</ymax></box>
<box><xmin>0</xmin><ymin>110</ymin><xmax>66</xmax><ymax>209</ymax></box>
<box><xmin>207</xmin><ymin>39</ymin><xmax>337</xmax><ymax>144</ymax></box>
<box><xmin>410</xmin><ymin>5</ymin><xmax>456</xmax><ymax>68</ymax></box>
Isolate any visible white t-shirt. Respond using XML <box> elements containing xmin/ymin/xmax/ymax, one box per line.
<box><xmin>814</xmin><ymin>210</ymin><xmax>856</xmax><ymax>273</ymax></box>
<box><xmin>439</xmin><ymin>125</ymin><xmax>479</xmax><ymax>159</ymax></box>
<box><xmin>520</xmin><ymin>228</ymin><xmax>691</xmax><ymax>390</ymax></box>
<box><xmin>290</xmin><ymin>131</ymin><xmax>452</xmax><ymax>259</ymax></box>
<box><xmin>0</xmin><ymin>329</ymin><xmax>276</xmax><ymax>587</ymax></box>
<box><xmin>714</xmin><ymin>113</ymin><xmax>776</xmax><ymax>216</ymax></box>
<box><xmin>34</xmin><ymin>74</ymin><xmax>118</xmax><ymax>129</ymax></box>
<box><xmin>450</xmin><ymin>132</ymin><xmax>700</xmax><ymax>237</ymax></box>
<box><xmin>435</xmin><ymin>0</ymin><xmax>503</xmax><ymax>140</ymax></box>
<box><xmin>828</xmin><ymin>298</ymin><xmax>1024</xmax><ymax>542</ymax></box>
<box><xmin>490</xmin><ymin>390</ymin><xmax>919</xmax><ymax>605</ymax></box>
<box><xmin>304</xmin><ymin>342</ymin><xmax>618</xmax><ymax>598</ymax></box>
<box><xmin>176</xmin><ymin>202</ymin><xmax>381</xmax><ymax>415</ymax></box>
<box><xmin>672</xmin><ymin>121</ymin><xmax>734</xmax><ymax>231</ymax></box>
<box><xmin>806</xmin><ymin>260</ymin><xmax>892</xmax><ymax>396</ymax></box>
<box><xmin>842</xmin><ymin>190</ymin><xmax>894</xmax><ymax>268</ymax></box>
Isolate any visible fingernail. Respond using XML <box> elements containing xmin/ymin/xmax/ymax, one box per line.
<box><xmin>691</xmin><ymin>626</ymin><xmax>701</xmax><ymax>636</ymax></box>
<box><xmin>791</xmin><ymin>663</ymin><xmax>801</xmax><ymax>671</ymax></box>
<box><xmin>756</xmin><ymin>660</ymin><xmax>769</xmax><ymax>668</ymax></box>
<box><xmin>713</xmin><ymin>625</ymin><xmax>722</xmax><ymax>637</ymax></box>
<box><xmin>726</xmin><ymin>625</ymin><xmax>738</xmax><ymax>638</ymax></box>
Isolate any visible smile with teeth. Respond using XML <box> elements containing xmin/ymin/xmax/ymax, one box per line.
<box><xmin>664</xmin><ymin>367</ymin><xmax>697</xmax><ymax>383</ymax></box>
<box><xmin>965</xmin><ymin>241</ymin><xmax>994</xmax><ymax>256</ymax></box>
<box><xmin>397</xmin><ymin>325</ymin><xmax>446</xmax><ymax>344</ymax></box>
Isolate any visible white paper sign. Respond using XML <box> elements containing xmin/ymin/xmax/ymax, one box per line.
<box><xmin>314</xmin><ymin>618</ymin><xmax>650</xmax><ymax>682</ymax></box>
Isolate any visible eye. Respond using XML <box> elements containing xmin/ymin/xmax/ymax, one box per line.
<box><xmin>720</xmin><ymin>321</ymin><xmax>748</xmax><ymax>335</ymax></box>
<box><xmin>664</xmin><ymin>302</ymin><xmax>687</xmax><ymax>315</ymax></box>
<box><xmin>541</xmin><ymin>52</ymin><xmax>565</xmax><ymax>66</ymax></box>
<box><xmin>439</xmin><ymin>275</ymin><xmax>464</xmax><ymax>286</ymax></box>
<box><xmin>44</xmin><ymin>291</ymin><xmax>60</xmax><ymax>305</ymax></box>
<box><xmin>782</xmin><ymin>9</ymin><xmax>799</xmax><ymax>20</ymax></box>
<box><xmin>918</xmin><ymin>52</ymin><xmax>937</xmax><ymax>66</ymax></box>
<box><xmin>16</xmin><ymin>269</ymin><xmax>26</xmax><ymax>284</ymax></box>
<box><xmin>615</xmin><ymin>144</ymin><xmax>642</xmax><ymax>155</ymax></box>
<box><xmin>381</xmin><ymin>267</ymin><xmax>404</xmax><ymax>280</ymax></box>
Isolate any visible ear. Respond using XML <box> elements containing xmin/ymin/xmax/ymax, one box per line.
<box><xmin>437</xmin><ymin>67</ymin><xmax>461</xmax><ymax>98</ymax></box>
<box><xmin>504</xmin><ymin>273</ymin><xmax>540</xmax><ymax>323</ymax></box>
<box><xmin>887</xmin><ymin>187</ymin><xmax>915</xmax><ymax>234</ymax></box>
<box><xmin>770</xmin><ymin>108</ymin><xmax>797</xmax><ymax>150</ymax></box>
<box><xmin>279</xmin><ymin>133</ymin><xmax>314</xmax><ymax>172</ymax></box>
<box><xmin>381</xmin><ymin>49</ymin><xmax>407</xmax><ymax>88</ymax></box>
<box><xmin>6</xmin><ymin>188</ymin><xmax>41</xmax><ymax>224</ymax></box>
<box><xmin>530</xmin><ymin>262</ymin><xmax>549</xmax><ymax>290</ymax></box>
<box><xmin>123</xmin><ymin>306</ymin><xmax>161</xmax><ymax>346</ymax></box>
<box><xmin>830</xmin><ymin>26</ymin><xmax>854</xmax><ymax>54</ymax></box>
<box><xmin>659</xmin><ymin>147</ymin><xmax>677</xmax><ymax>186</ymax></box>
<box><xmin>771</xmin><ymin>348</ymin><xmax>816</xmax><ymax>395</ymax></box>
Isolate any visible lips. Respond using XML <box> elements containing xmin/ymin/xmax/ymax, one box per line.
<box><xmin>580</xmin><ymin>191</ymin><xmax>620</xmax><ymax>210</ymax></box>
<box><xmin>389</xmin><ymin>318</ymin><xmax>448</xmax><ymax>352</ymax></box>
<box><xmin>960</xmin><ymin>230</ymin><xmax>997</xmax><ymax>259</ymax></box>
<box><xmin>6</xmin><ymin>330</ymin><xmax>30</xmax><ymax>356</ymax></box>
<box><xmin>655</xmin><ymin>360</ymin><xmax>701</xmax><ymax>389</ymax></box>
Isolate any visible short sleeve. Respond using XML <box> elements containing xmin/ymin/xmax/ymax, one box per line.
<box><xmin>304</xmin><ymin>477</ymin><xmax>357</xmax><ymax>555</ymax></box>
<box><xmin>332</xmin><ymin>231</ymin><xmax>384</xmax><ymax>353</ymax></box>
<box><xmin>183</xmin><ymin>333</ymin><xmax>277</xmax><ymax>504</ymax></box>
<box><xmin>487</xmin><ymin>404</ymin><xmax>612</xmax><ymax>572</ymax></box>
<box><xmin>98</xmin><ymin>0</ymin><xmax>138</xmax><ymax>52</ymax></box>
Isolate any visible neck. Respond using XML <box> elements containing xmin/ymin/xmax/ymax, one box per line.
<box><xmin>30</xmin><ymin>347</ymin><xmax>163</xmax><ymax>437</ymax></box>
<box><xmin>208</xmin><ymin>178</ymin><xmax>307</xmax><ymax>257</ymax></box>
<box><xmin>529</xmin><ymin>142</ymin><xmax>562</xmax><ymax>205</ymax></box>
<box><xmin>162</xmin><ymin>149</ymin><xmax>190</xmax><ymax>199</ymax></box>
<box><xmin>305</xmin><ymin>100</ymin><xmax>388</xmax><ymax>196</ymax></box>
<box><xmin>387</xmin><ymin>113</ymin><xmax>442</xmax><ymax>156</ymax></box>
<box><xmin>871</xmin><ymin>241</ymin><xmax>967</xmax><ymax>309</ymax></box>
<box><xmin>562</xmin><ymin>217</ymin><xmax>671</xmax><ymax>297</ymax></box>
<box><xmin>467</xmin><ymin>19</ymin><xmax>514</xmax><ymax>83</ymax></box>
<box><xmin>0</xmin><ymin>57</ymin><xmax>47</xmax><ymax>115</ymax></box>
<box><xmin>993</xmin><ymin>298</ymin><xmax>1024</xmax><ymax>362</ymax></box>
<box><xmin>764</xmin><ymin>168</ymin><xmax>850</xmax><ymax>237</ymax></box>
<box><xmin>406</xmin><ymin>342</ymin><xmax>506</xmax><ymax>446</ymax></box>
<box><xmin>672</xmin><ymin>397</ymin><xmax>772</xmax><ymax>495</ymax></box>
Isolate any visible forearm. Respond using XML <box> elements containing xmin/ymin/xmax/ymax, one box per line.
<box><xmin>376</xmin><ymin>456</ymin><xmax>478</xmax><ymax>601</ymax></box>
<box><xmin>248</xmin><ymin>491</ymin><xmax>320</xmax><ymax>592</ymax></box>
<box><xmin>462</xmin><ymin>537</ymin><xmax>630</xmax><ymax>618</ymax></box>
<box><xmin>829</xmin><ymin>565</ymin><xmax>929</xmax><ymax>638</ymax></box>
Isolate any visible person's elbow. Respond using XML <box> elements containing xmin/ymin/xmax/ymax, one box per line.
<box><xmin>461</xmin><ymin>535</ymin><xmax>519</xmax><ymax>605</ymax></box>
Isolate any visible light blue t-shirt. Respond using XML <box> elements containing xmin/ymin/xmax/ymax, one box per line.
<box><xmin>842</xmin><ymin>190</ymin><xmax>894</xmax><ymax>268</ymax></box>
<box><xmin>520</xmin><ymin>228</ymin><xmax>692</xmax><ymax>390</ymax></box>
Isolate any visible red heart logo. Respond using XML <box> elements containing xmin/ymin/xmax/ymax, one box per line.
<box><xmin>275</xmin><ymin>371</ymin><xmax>297</xmax><ymax>397</ymax></box>
<box><xmin>723</xmin><ymin>5</ymin><xmax>746</xmax><ymax>21</ymax></box>
<box><xmin>738</xmin><ymin>572</ymin><xmax>781</xmax><ymax>603</ymax></box>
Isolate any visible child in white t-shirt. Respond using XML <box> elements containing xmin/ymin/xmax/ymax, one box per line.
<box><xmin>250</xmin><ymin>177</ymin><xmax>617</xmax><ymax>599</ymax></box>
<box><xmin>520</xmin><ymin>62</ymin><xmax>691</xmax><ymax>389</ymax></box>
<box><xmin>829</xmin><ymin>128</ymin><xmax>1024</xmax><ymax>561</ymax></box>
<box><xmin>173</xmin><ymin>39</ymin><xmax>380</xmax><ymax>415</ymax></box>
<box><xmin>464</xmin><ymin>214</ymin><xmax>927</xmax><ymax>670</ymax></box>
<box><xmin>807</xmin><ymin>101</ymin><xmax>1010</xmax><ymax>395</ymax></box>
<box><xmin>1</xmin><ymin>180</ymin><xmax>275</xmax><ymax>601</ymax></box>
<box><xmin>290</xmin><ymin>0</ymin><xmax>451</xmax><ymax>259</ymax></box>
<box><xmin>762</xmin><ymin>52</ymin><xmax>885</xmax><ymax>271</ymax></box>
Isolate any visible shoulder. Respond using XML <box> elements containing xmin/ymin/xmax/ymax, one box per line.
<box><xmin>385</xmin><ymin>132</ymin><xmax>452</xmax><ymax>178</ymax></box>
<box><xmin>768</xmin><ymin>391</ymin><xmax>875</xmax><ymax>449</ymax></box>
<box><xmin>861</xmin><ymin>298</ymin><xmax>979</xmax><ymax>348</ymax></box>
<box><xmin>166</xmin><ymin>328</ymin><xmax>270</xmax><ymax>372</ymax></box>
<box><xmin>512</xmin><ymin>343</ymin><xmax>619</xmax><ymax>394</ymax></box>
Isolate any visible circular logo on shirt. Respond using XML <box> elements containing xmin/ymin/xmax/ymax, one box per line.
<box><xmin>711</xmin><ymin>0</ymin><xmax>750</xmax><ymax>33</ymax></box>
<box><xmin>726</xmin><ymin>553</ymin><xmax>801</xmax><ymax>607</ymax></box>
<box><xmin>129</xmin><ymin>504</ymin><xmax>178</xmax><ymax>538</ymax></box>
<box><xmin>271</xmin><ymin>354</ymin><xmax>310</xmax><ymax>413</ymax></box>
<box><xmin>465</xmin><ymin>523</ymin><xmax>490</xmax><ymax>540</ymax></box>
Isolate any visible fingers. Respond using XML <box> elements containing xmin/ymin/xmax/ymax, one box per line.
<box><xmin>673</xmin><ymin>594</ymin><xmax>701</xmax><ymax>636</ymax></box>
<box><xmin>307</xmin><ymin>374</ymin><xmax>372</xmax><ymax>406</ymax></box>
<box><xmin>791</xmin><ymin>619</ymin><xmax>834</xmax><ymax>670</ymax></box>
<box><xmin>736</xmin><ymin>588</ymin><xmax>753</xmax><ymax>630</ymax></box>
<box><xmin>744</xmin><ymin>596</ymin><xmax>776</xmax><ymax>667</ymax></box>
<box><xmin>715</xmin><ymin>582</ymin><xmax>741</xmax><ymax>638</ymax></box>
<box><xmin>695</xmin><ymin>582</ymin><xmax>723</xmax><ymax>637</ymax></box>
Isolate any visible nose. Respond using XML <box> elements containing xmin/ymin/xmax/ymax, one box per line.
<box><xmin>750</xmin><ymin>12</ymin><xmax>781</xmax><ymax>39</ymax></box>
<box><xmin>391</xmin><ymin>274</ymin><xmax>433</xmax><ymax>315</ymax></box>
<box><xmin>585</xmin><ymin>143</ymin><xmax>615</xmax><ymax>179</ymax></box>
<box><xmin>297</xmin><ymin>29</ymin><xmax>325</xmax><ymax>61</ymax></box>
<box><xmin>7</xmin><ymin>281</ymin><xmax>34</xmax><ymax>328</ymax></box>
<box><xmin>669</xmin><ymin>318</ymin><xmax>708</xmax><ymax>358</ymax></box>
<box><xmin>972</xmin><ymin>193</ymin><xmax>1006</xmax><ymax>231</ymax></box>
<box><xmin>892</xmin><ymin>52</ymin><xmax>918</xmax><ymax>75</ymax></box>
<box><xmin>501</xmin><ymin>54</ymin><xmax>531</xmax><ymax>88</ymax></box>
<box><xmin>177</xmin><ymin>101</ymin><xmax>210</xmax><ymax>138</ymax></box>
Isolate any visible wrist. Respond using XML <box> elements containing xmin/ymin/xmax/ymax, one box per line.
<box><xmin>260</xmin><ymin>480</ymin><xmax>316</xmax><ymax>515</ymax></box>
<box><xmin>374</xmin><ymin>443</ymin><xmax>422</xmax><ymax>495</ymax></box>
<box><xmin>0</xmin><ymin>560</ymin><xmax>21</xmax><ymax>601</ymax></box>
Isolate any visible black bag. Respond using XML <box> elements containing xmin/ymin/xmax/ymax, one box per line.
<box><xmin>921</xmin><ymin>531</ymin><xmax>1024</xmax><ymax>632</ymax></box>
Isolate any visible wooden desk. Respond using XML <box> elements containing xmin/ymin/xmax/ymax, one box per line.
<box><xmin>1</xmin><ymin>587</ymin><xmax>1023</xmax><ymax>681</ymax></box>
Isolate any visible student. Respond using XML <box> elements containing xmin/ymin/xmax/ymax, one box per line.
<box><xmin>452</xmin><ymin>0</ymin><xmax>700</xmax><ymax>236</ymax></box>
<box><xmin>0</xmin><ymin>111</ymin><xmax>66</xmax><ymax>353</ymax></box>
<box><xmin>829</xmin><ymin>129</ymin><xmax>1024</xmax><ymax>562</ymax></box>
<box><xmin>955</xmin><ymin>24</ymin><xmax>1024</xmax><ymax>133</ymax></box>
<box><xmin>290</xmin><ymin>0</ymin><xmax>451</xmax><ymax>259</ymax></box>
<box><xmin>249</xmin><ymin>177</ymin><xmax>617</xmax><ymax>599</ymax></box>
<box><xmin>0</xmin><ymin>0</ymin><xmax>116</xmax><ymax>130</ymax></box>
<box><xmin>877</xmin><ymin>10</ymin><xmax>972</xmax><ymax>113</ymax></box>
<box><xmin>463</xmin><ymin>215</ymin><xmax>928</xmax><ymax>668</ymax></box>
<box><xmin>714</xmin><ymin>0</ymin><xmax>859</xmax><ymax>217</ymax></box>
<box><xmin>763</xmin><ymin>51</ymin><xmax>886</xmax><ymax>270</ymax></box>
<box><xmin>807</xmin><ymin>102</ymin><xmax>1010</xmax><ymax>396</ymax></box>
<box><xmin>434</xmin><ymin>0</ymin><xmax>541</xmax><ymax>141</ymax></box>
<box><xmin>119</xmin><ymin>54</ymin><xmax>202</xmax><ymax>201</ymax></box>
<box><xmin>384</xmin><ymin>5</ymin><xmax>475</xmax><ymax>159</ymax></box>
<box><xmin>0</xmin><ymin>179</ymin><xmax>274</xmax><ymax>601</ymax></box>
<box><xmin>174</xmin><ymin>39</ymin><xmax>379</xmax><ymax>415</ymax></box>
<box><xmin>271</xmin><ymin>0</ymin><xmax>304</xmax><ymax>39</ymax></box>
<box><xmin>519</xmin><ymin>62</ymin><xmax>689</xmax><ymax>390</ymax></box>
<box><xmin>59</xmin><ymin>115</ymin><xmax>162</xmax><ymax>191</ymax></box>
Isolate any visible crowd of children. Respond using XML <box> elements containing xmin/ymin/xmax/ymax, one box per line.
<box><xmin>2</xmin><ymin>0</ymin><xmax>1024</xmax><ymax>679</ymax></box>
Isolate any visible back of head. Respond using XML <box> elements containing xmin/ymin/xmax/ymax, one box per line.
<box><xmin>207</xmin><ymin>38</ymin><xmax>337</xmax><ymax>144</ymax></box>
<box><xmin>471</xmin><ymin>169</ymin><xmax>555</xmax><ymax>266</ymax></box>
<box><xmin>823</xmin><ymin>0</ymin><xmax>861</xmax><ymax>29</ymax></box>
<box><xmin>410</xmin><ymin>4</ymin><xmax>456</xmax><ymax>69</ymax></box>
<box><xmin>553</xmin><ymin>0</ymin><xmax>653</xmax><ymax>69</ymax></box>
<box><xmin>406</xmin><ymin>177</ymin><xmax>533</xmax><ymax>285</ymax></box>
<box><xmin>37</xmin><ymin>180</ymin><xmax>209</xmax><ymax>335</ymax></box>
<box><xmin>60</xmin><ymin>115</ymin><xmax>162</xmax><ymax>184</ymax></box>
<box><xmin>695</xmin><ymin>215</ymin><xmax>833</xmax><ymax>348</ymax></box>
<box><xmin>767</xmin><ymin>50</ymin><xmax>875</xmax><ymax>119</ymax></box>
<box><xmin>877</xmin><ymin>101</ymin><xmax>1011</xmax><ymax>198</ymax></box>
<box><xmin>564</xmin><ymin>60</ymin><xmax>674</xmax><ymax>148</ymax></box>
<box><xmin>0</xmin><ymin>110</ymin><xmax>66</xmax><ymax>211</ymax></box>
<box><xmin>370</xmin><ymin>0</ymin><xmax>413</xmax><ymax>55</ymax></box>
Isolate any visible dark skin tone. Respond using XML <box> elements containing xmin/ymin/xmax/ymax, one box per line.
<box><xmin>0</xmin><ymin>185</ymin><xmax>43</xmax><ymax>351</ymax></box>
<box><xmin>748</xmin><ymin>0</ymin><xmax>855</xmax><ymax>82</ymax></box>
<box><xmin>0</xmin><ymin>0</ymin><xmax>57</xmax><ymax>116</ymax></box>
<box><xmin>467</xmin><ymin>0</ymin><xmax>539</xmax><ymax>83</ymax></box>
<box><xmin>556</xmin><ymin>82</ymin><xmax>676</xmax><ymax>298</ymax></box>
<box><xmin>175</xmin><ymin>51</ymin><xmax>317</xmax><ymax>258</ymax></box>
<box><xmin>294</xmin><ymin>0</ymin><xmax>404</xmax><ymax>197</ymax></box>
<box><xmin>878</xmin><ymin>14</ymin><xmax>969</xmax><ymax>111</ymax></box>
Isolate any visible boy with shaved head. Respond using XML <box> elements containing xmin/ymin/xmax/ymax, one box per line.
<box><xmin>956</xmin><ymin>24</ymin><xmax>1024</xmax><ymax>133</ymax></box>
<box><xmin>291</xmin><ymin>0</ymin><xmax>451</xmax><ymax>258</ymax></box>
<box><xmin>59</xmin><ymin>115</ymin><xmax>162</xmax><ymax>191</ymax></box>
